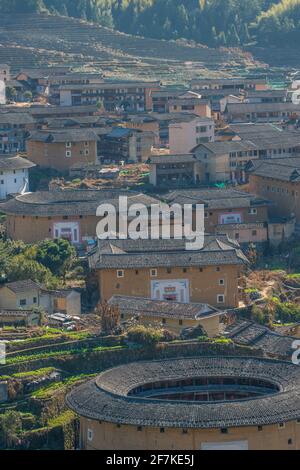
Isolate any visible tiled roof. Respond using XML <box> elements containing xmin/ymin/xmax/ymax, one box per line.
<box><xmin>0</xmin><ymin>189</ymin><xmax>161</xmax><ymax>217</ymax></box>
<box><xmin>164</xmin><ymin>188</ymin><xmax>268</xmax><ymax>209</ymax></box>
<box><xmin>66</xmin><ymin>356</ymin><xmax>300</xmax><ymax>428</ymax></box>
<box><xmin>193</xmin><ymin>140</ymin><xmax>258</xmax><ymax>154</ymax></box>
<box><xmin>108</xmin><ymin>295</ymin><xmax>221</xmax><ymax>320</ymax></box>
<box><xmin>246</xmin><ymin>157</ymin><xmax>300</xmax><ymax>182</ymax></box>
<box><xmin>2</xmin><ymin>279</ymin><xmax>42</xmax><ymax>294</ymax></box>
<box><xmin>0</xmin><ymin>155</ymin><xmax>36</xmax><ymax>171</ymax></box>
<box><xmin>90</xmin><ymin>235</ymin><xmax>248</xmax><ymax>269</ymax></box>
<box><xmin>28</xmin><ymin>129</ymin><xmax>99</xmax><ymax>143</ymax></box>
<box><xmin>149</xmin><ymin>154</ymin><xmax>196</xmax><ymax>165</ymax></box>
<box><xmin>0</xmin><ymin>113</ymin><xmax>35</xmax><ymax>125</ymax></box>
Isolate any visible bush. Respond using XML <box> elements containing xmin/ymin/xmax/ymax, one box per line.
<box><xmin>127</xmin><ymin>325</ymin><xmax>164</xmax><ymax>346</ymax></box>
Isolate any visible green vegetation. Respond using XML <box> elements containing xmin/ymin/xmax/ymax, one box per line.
<box><xmin>0</xmin><ymin>238</ymin><xmax>77</xmax><ymax>288</ymax></box>
<box><xmin>6</xmin><ymin>345</ymin><xmax>125</xmax><ymax>365</ymax></box>
<box><xmin>32</xmin><ymin>374</ymin><xmax>96</xmax><ymax>399</ymax></box>
<box><xmin>127</xmin><ymin>325</ymin><xmax>164</xmax><ymax>346</ymax></box>
<box><xmin>1</xmin><ymin>0</ymin><xmax>298</xmax><ymax>48</ymax></box>
<box><xmin>11</xmin><ymin>367</ymin><xmax>57</xmax><ymax>379</ymax></box>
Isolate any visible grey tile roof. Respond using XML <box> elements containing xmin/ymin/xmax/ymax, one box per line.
<box><xmin>0</xmin><ymin>190</ymin><xmax>161</xmax><ymax>217</ymax></box>
<box><xmin>164</xmin><ymin>188</ymin><xmax>268</xmax><ymax>209</ymax></box>
<box><xmin>0</xmin><ymin>155</ymin><xmax>36</xmax><ymax>171</ymax></box>
<box><xmin>247</xmin><ymin>157</ymin><xmax>300</xmax><ymax>182</ymax></box>
<box><xmin>0</xmin><ymin>112</ymin><xmax>35</xmax><ymax>125</ymax></box>
<box><xmin>149</xmin><ymin>154</ymin><xmax>197</xmax><ymax>165</ymax></box>
<box><xmin>66</xmin><ymin>356</ymin><xmax>300</xmax><ymax>428</ymax></box>
<box><xmin>0</xmin><ymin>309</ymin><xmax>34</xmax><ymax>318</ymax></box>
<box><xmin>193</xmin><ymin>140</ymin><xmax>258</xmax><ymax>154</ymax></box>
<box><xmin>108</xmin><ymin>295</ymin><xmax>221</xmax><ymax>320</ymax></box>
<box><xmin>2</xmin><ymin>279</ymin><xmax>42</xmax><ymax>294</ymax></box>
<box><xmin>91</xmin><ymin>235</ymin><xmax>248</xmax><ymax>269</ymax></box>
<box><xmin>28</xmin><ymin>129</ymin><xmax>99</xmax><ymax>143</ymax></box>
<box><xmin>226</xmin><ymin>102</ymin><xmax>300</xmax><ymax>113</ymax></box>
<box><xmin>226</xmin><ymin>321</ymin><xmax>296</xmax><ymax>358</ymax></box>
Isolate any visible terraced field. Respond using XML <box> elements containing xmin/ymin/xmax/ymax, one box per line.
<box><xmin>0</xmin><ymin>13</ymin><xmax>263</xmax><ymax>83</ymax></box>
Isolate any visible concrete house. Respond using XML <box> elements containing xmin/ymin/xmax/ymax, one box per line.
<box><xmin>0</xmin><ymin>154</ymin><xmax>36</xmax><ymax>200</ymax></box>
<box><xmin>0</xmin><ymin>280</ymin><xmax>42</xmax><ymax>310</ymax></box>
<box><xmin>169</xmin><ymin>114</ymin><xmax>215</xmax><ymax>154</ymax></box>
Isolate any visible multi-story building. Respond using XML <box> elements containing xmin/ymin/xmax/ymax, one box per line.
<box><xmin>225</xmin><ymin>102</ymin><xmax>300</xmax><ymax>123</ymax></box>
<box><xmin>26</xmin><ymin>129</ymin><xmax>99</xmax><ymax>171</ymax></box>
<box><xmin>193</xmin><ymin>141</ymin><xmax>259</xmax><ymax>183</ymax></box>
<box><xmin>0</xmin><ymin>154</ymin><xmax>36</xmax><ymax>200</ymax></box>
<box><xmin>89</xmin><ymin>235</ymin><xmax>248</xmax><ymax>308</ymax></box>
<box><xmin>97</xmin><ymin>127</ymin><xmax>155</xmax><ymax>164</ymax></box>
<box><xmin>247</xmin><ymin>157</ymin><xmax>300</xmax><ymax>224</ymax></box>
<box><xmin>169</xmin><ymin>115</ymin><xmax>215</xmax><ymax>154</ymax></box>
<box><xmin>191</xmin><ymin>77</ymin><xmax>269</xmax><ymax>92</ymax></box>
<box><xmin>0</xmin><ymin>190</ymin><xmax>160</xmax><ymax>245</ymax></box>
<box><xmin>59</xmin><ymin>81</ymin><xmax>161</xmax><ymax>112</ymax></box>
<box><xmin>148</xmin><ymin>154</ymin><xmax>200</xmax><ymax>187</ymax></box>
<box><xmin>168</xmin><ymin>91</ymin><xmax>212</xmax><ymax>118</ymax></box>
<box><xmin>0</xmin><ymin>112</ymin><xmax>35</xmax><ymax>154</ymax></box>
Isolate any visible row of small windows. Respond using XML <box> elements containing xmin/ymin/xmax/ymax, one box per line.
<box><xmin>87</xmin><ymin>420</ymin><xmax>300</xmax><ymax>441</ymax></box>
<box><xmin>264</xmin><ymin>185</ymin><xmax>299</xmax><ymax>196</ymax></box>
<box><xmin>116</xmin><ymin>269</ymin><xmax>224</xmax><ymax>278</ymax></box>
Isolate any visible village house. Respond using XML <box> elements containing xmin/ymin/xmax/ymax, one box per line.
<box><xmin>89</xmin><ymin>236</ymin><xmax>248</xmax><ymax>308</ymax></box>
<box><xmin>0</xmin><ymin>279</ymin><xmax>81</xmax><ymax>316</ymax></box>
<box><xmin>0</xmin><ymin>280</ymin><xmax>42</xmax><ymax>310</ymax></box>
<box><xmin>59</xmin><ymin>81</ymin><xmax>161</xmax><ymax>112</ymax></box>
<box><xmin>97</xmin><ymin>127</ymin><xmax>154</xmax><ymax>164</ymax></box>
<box><xmin>164</xmin><ymin>188</ymin><xmax>270</xmax><ymax>246</ymax></box>
<box><xmin>191</xmin><ymin>77</ymin><xmax>269</xmax><ymax>92</ymax></box>
<box><xmin>0</xmin><ymin>189</ymin><xmax>160</xmax><ymax>245</ymax></box>
<box><xmin>15</xmin><ymin>66</ymin><xmax>73</xmax><ymax>97</ymax></box>
<box><xmin>224</xmin><ymin>102</ymin><xmax>300</xmax><ymax>123</ymax></box>
<box><xmin>26</xmin><ymin>129</ymin><xmax>99</xmax><ymax>171</ymax></box>
<box><xmin>247</xmin><ymin>157</ymin><xmax>300</xmax><ymax>225</ymax></box>
<box><xmin>0</xmin><ymin>154</ymin><xmax>36</xmax><ymax>200</ymax></box>
<box><xmin>168</xmin><ymin>91</ymin><xmax>212</xmax><ymax>118</ymax></box>
<box><xmin>28</xmin><ymin>105</ymin><xmax>98</xmax><ymax>122</ymax></box>
<box><xmin>120</xmin><ymin>115</ymin><xmax>160</xmax><ymax>146</ymax></box>
<box><xmin>244</xmin><ymin>89</ymin><xmax>287</xmax><ymax>104</ymax></box>
<box><xmin>169</xmin><ymin>114</ymin><xmax>215</xmax><ymax>154</ymax></box>
<box><xmin>0</xmin><ymin>112</ymin><xmax>35</xmax><ymax>154</ymax></box>
<box><xmin>151</xmin><ymin>89</ymin><xmax>186</xmax><ymax>113</ymax></box>
<box><xmin>108</xmin><ymin>295</ymin><xmax>223</xmax><ymax>337</ymax></box>
<box><xmin>193</xmin><ymin>140</ymin><xmax>259</xmax><ymax>183</ymax></box>
<box><xmin>148</xmin><ymin>154</ymin><xmax>200</xmax><ymax>187</ymax></box>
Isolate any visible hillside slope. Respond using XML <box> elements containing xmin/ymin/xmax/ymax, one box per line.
<box><xmin>0</xmin><ymin>13</ymin><xmax>261</xmax><ymax>83</ymax></box>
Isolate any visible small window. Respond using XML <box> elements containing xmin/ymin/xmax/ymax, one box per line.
<box><xmin>135</xmin><ymin>270</ymin><xmax>139</xmax><ymax>275</ymax></box>
<box><xmin>182</xmin><ymin>429</ymin><xmax>188</xmax><ymax>435</ymax></box>
<box><xmin>179</xmin><ymin>320</ymin><xmax>183</xmax><ymax>326</ymax></box>
<box><xmin>220</xmin><ymin>428</ymin><xmax>228</xmax><ymax>434</ymax></box>
<box><xmin>66</xmin><ymin>142</ymin><xmax>72</xmax><ymax>148</ymax></box>
<box><xmin>217</xmin><ymin>295</ymin><xmax>225</xmax><ymax>304</ymax></box>
<box><xmin>150</xmin><ymin>269</ymin><xmax>157</xmax><ymax>277</ymax></box>
<box><xmin>33</xmin><ymin>297</ymin><xmax>37</xmax><ymax>304</ymax></box>
<box><xmin>258</xmin><ymin>426</ymin><xmax>263</xmax><ymax>432</ymax></box>
<box><xmin>219</xmin><ymin>279</ymin><xmax>225</xmax><ymax>286</ymax></box>
<box><xmin>20</xmin><ymin>299</ymin><xmax>27</xmax><ymax>306</ymax></box>
<box><xmin>183</xmin><ymin>268</ymin><xmax>187</xmax><ymax>273</ymax></box>
<box><xmin>167</xmin><ymin>268</ymin><xmax>172</xmax><ymax>274</ymax></box>
<box><xmin>0</xmin><ymin>180</ymin><xmax>4</xmax><ymax>185</ymax></box>
<box><xmin>252</xmin><ymin>230</ymin><xmax>257</xmax><ymax>237</ymax></box>
<box><xmin>84</xmin><ymin>141</ymin><xmax>89</xmax><ymax>147</ymax></box>
<box><xmin>87</xmin><ymin>429</ymin><xmax>93</xmax><ymax>442</ymax></box>
<box><xmin>216</xmin><ymin>267</ymin><xmax>221</xmax><ymax>272</ymax></box>
<box><xmin>117</xmin><ymin>270</ymin><xmax>124</xmax><ymax>278</ymax></box>
<box><xmin>84</xmin><ymin>149</ymin><xmax>89</xmax><ymax>156</ymax></box>
<box><xmin>278</xmin><ymin>423</ymin><xmax>285</xmax><ymax>429</ymax></box>
<box><xmin>162</xmin><ymin>319</ymin><xmax>166</xmax><ymax>325</ymax></box>
<box><xmin>160</xmin><ymin>428</ymin><xmax>165</xmax><ymax>433</ymax></box>
<box><xmin>137</xmin><ymin>426</ymin><xmax>142</xmax><ymax>432</ymax></box>
<box><xmin>66</xmin><ymin>150</ymin><xmax>72</xmax><ymax>158</ymax></box>
<box><xmin>288</xmin><ymin>439</ymin><xmax>293</xmax><ymax>445</ymax></box>
<box><xmin>248</xmin><ymin>208</ymin><xmax>257</xmax><ymax>215</ymax></box>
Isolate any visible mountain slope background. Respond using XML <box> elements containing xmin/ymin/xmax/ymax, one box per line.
<box><xmin>1</xmin><ymin>0</ymin><xmax>299</xmax><ymax>48</ymax></box>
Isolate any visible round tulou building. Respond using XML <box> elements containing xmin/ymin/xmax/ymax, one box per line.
<box><xmin>66</xmin><ymin>356</ymin><xmax>300</xmax><ymax>450</ymax></box>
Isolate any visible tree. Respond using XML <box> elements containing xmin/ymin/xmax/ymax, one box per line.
<box><xmin>97</xmin><ymin>302</ymin><xmax>120</xmax><ymax>335</ymax></box>
<box><xmin>36</xmin><ymin>238</ymin><xmax>75</xmax><ymax>277</ymax></box>
<box><xmin>6</xmin><ymin>254</ymin><xmax>54</xmax><ymax>285</ymax></box>
<box><xmin>0</xmin><ymin>411</ymin><xmax>22</xmax><ymax>449</ymax></box>
<box><xmin>5</xmin><ymin>86</ymin><xmax>17</xmax><ymax>102</ymax></box>
<box><xmin>23</xmin><ymin>90</ymin><xmax>33</xmax><ymax>102</ymax></box>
